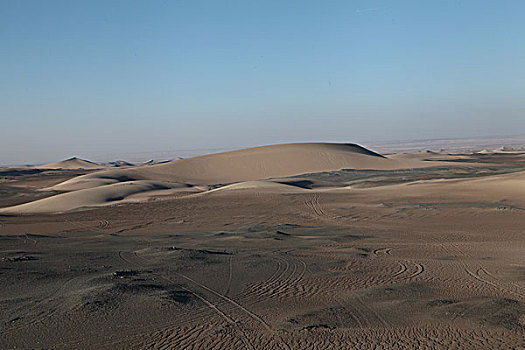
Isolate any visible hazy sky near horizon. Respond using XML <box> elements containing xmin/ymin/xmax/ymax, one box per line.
<box><xmin>1</xmin><ymin>0</ymin><xmax>525</xmax><ymax>164</ymax></box>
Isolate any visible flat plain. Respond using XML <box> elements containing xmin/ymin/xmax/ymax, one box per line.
<box><xmin>1</xmin><ymin>143</ymin><xmax>525</xmax><ymax>349</ymax></box>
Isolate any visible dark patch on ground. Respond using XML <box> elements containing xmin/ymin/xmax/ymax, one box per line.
<box><xmin>363</xmin><ymin>282</ymin><xmax>433</xmax><ymax>301</ymax></box>
<box><xmin>113</xmin><ymin>282</ymin><xmax>164</xmax><ymax>293</ymax></box>
<box><xmin>3</xmin><ymin>255</ymin><xmax>41</xmax><ymax>262</ymax></box>
<box><xmin>276</xmin><ymin>180</ymin><xmax>316</xmax><ymax>189</ymax></box>
<box><xmin>113</xmin><ymin>270</ymin><xmax>142</xmax><ymax>277</ymax></box>
<box><xmin>0</xmin><ymin>169</ymin><xmax>43</xmax><ymax>176</ymax></box>
<box><xmin>197</xmin><ymin>249</ymin><xmax>232</xmax><ymax>255</ymax></box>
<box><xmin>280</xmin><ymin>166</ymin><xmax>525</xmax><ymax>189</ymax></box>
<box><xmin>438</xmin><ymin>298</ymin><xmax>525</xmax><ymax>331</ymax></box>
<box><xmin>166</xmin><ymin>290</ymin><xmax>194</xmax><ymax>304</ymax></box>
<box><xmin>427</xmin><ymin>299</ymin><xmax>456</xmax><ymax>306</ymax></box>
<box><xmin>284</xmin><ymin>306</ymin><xmax>364</xmax><ymax>330</ymax></box>
<box><xmin>275</xmin><ymin>230</ymin><xmax>291</xmax><ymax>236</ymax></box>
<box><xmin>302</xmin><ymin>323</ymin><xmax>335</xmax><ymax>331</ymax></box>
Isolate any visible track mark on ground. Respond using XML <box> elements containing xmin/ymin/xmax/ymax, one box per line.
<box><xmin>407</xmin><ymin>263</ymin><xmax>425</xmax><ymax>279</ymax></box>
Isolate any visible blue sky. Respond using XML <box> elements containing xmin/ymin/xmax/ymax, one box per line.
<box><xmin>1</xmin><ymin>0</ymin><xmax>524</xmax><ymax>164</ymax></box>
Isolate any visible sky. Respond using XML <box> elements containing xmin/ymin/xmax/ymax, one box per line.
<box><xmin>1</xmin><ymin>0</ymin><xmax>525</xmax><ymax>164</ymax></box>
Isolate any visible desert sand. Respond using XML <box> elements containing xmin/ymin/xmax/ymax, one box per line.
<box><xmin>1</xmin><ymin>142</ymin><xmax>525</xmax><ymax>349</ymax></box>
<box><xmin>33</xmin><ymin>157</ymin><xmax>106</xmax><ymax>170</ymax></box>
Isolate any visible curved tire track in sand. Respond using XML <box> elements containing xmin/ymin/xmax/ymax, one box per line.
<box><xmin>3</xmin><ymin>275</ymin><xmax>87</xmax><ymax>333</ymax></box>
<box><xmin>130</xmin><ymin>251</ymin><xmax>292</xmax><ymax>350</ymax></box>
<box><xmin>241</xmin><ymin>256</ymin><xmax>288</xmax><ymax>299</ymax></box>
<box><xmin>392</xmin><ymin>262</ymin><xmax>408</xmax><ymax>277</ymax></box>
<box><xmin>437</xmin><ymin>241</ymin><xmax>525</xmax><ymax>300</ymax></box>
<box><xmin>241</xmin><ymin>256</ymin><xmax>309</xmax><ymax>301</ymax></box>
<box><xmin>118</xmin><ymin>251</ymin><xmax>256</xmax><ymax>350</ymax></box>
<box><xmin>406</xmin><ymin>263</ymin><xmax>425</xmax><ymax>279</ymax></box>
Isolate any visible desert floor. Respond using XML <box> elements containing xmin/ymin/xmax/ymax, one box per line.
<box><xmin>1</xmin><ymin>147</ymin><xmax>525</xmax><ymax>349</ymax></box>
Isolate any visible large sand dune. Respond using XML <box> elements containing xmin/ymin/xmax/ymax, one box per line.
<box><xmin>78</xmin><ymin>143</ymin><xmax>442</xmax><ymax>187</ymax></box>
<box><xmin>141</xmin><ymin>143</ymin><xmax>409</xmax><ymax>184</ymax></box>
<box><xmin>33</xmin><ymin>143</ymin><xmax>409</xmax><ymax>193</ymax></box>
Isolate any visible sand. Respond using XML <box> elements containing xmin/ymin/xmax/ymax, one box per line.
<box><xmin>1</xmin><ymin>143</ymin><xmax>525</xmax><ymax>349</ymax></box>
<box><xmin>124</xmin><ymin>142</ymin><xmax>456</xmax><ymax>184</ymax></box>
<box><xmin>34</xmin><ymin>157</ymin><xmax>105</xmax><ymax>170</ymax></box>
<box><xmin>0</xmin><ymin>181</ymin><xmax>181</xmax><ymax>214</ymax></box>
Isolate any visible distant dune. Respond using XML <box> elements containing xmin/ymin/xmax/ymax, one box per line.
<box><xmin>34</xmin><ymin>157</ymin><xmax>104</xmax><ymax>170</ymax></box>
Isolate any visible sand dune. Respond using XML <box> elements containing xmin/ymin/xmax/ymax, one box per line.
<box><xmin>39</xmin><ymin>143</ymin><xmax>408</xmax><ymax>192</ymax></box>
<box><xmin>51</xmin><ymin>143</ymin><xmax>484</xmax><ymax>190</ymax></box>
<box><xmin>207</xmin><ymin>180</ymin><xmax>307</xmax><ymax>193</ymax></box>
<box><xmin>42</xmin><ymin>169</ymin><xmax>144</xmax><ymax>192</ymax></box>
<box><xmin>339</xmin><ymin>169</ymin><xmax>525</xmax><ymax>206</ymax></box>
<box><xmin>0</xmin><ymin>181</ymin><xmax>179</xmax><ymax>214</ymax></box>
<box><xmin>418</xmin><ymin>169</ymin><xmax>525</xmax><ymax>200</ymax></box>
<box><xmin>35</xmin><ymin>157</ymin><xmax>104</xmax><ymax>170</ymax></box>
<box><xmin>120</xmin><ymin>142</ymin><xmax>444</xmax><ymax>184</ymax></box>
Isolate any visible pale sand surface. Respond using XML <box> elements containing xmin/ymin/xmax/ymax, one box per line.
<box><xmin>1</xmin><ymin>143</ymin><xmax>525</xmax><ymax>349</ymax></box>
<box><xmin>33</xmin><ymin>157</ymin><xmax>106</xmax><ymax>170</ymax></box>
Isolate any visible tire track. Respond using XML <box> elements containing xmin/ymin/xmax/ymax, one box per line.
<box><xmin>436</xmin><ymin>241</ymin><xmax>525</xmax><ymax>300</ymax></box>
<box><xmin>392</xmin><ymin>262</ymin><xmax>408</xmax><ymax>277</ymax></box>
<box><xmin>333</xmin><ymin>298</ymin><xmax>365</xmax><ymax>329</ymax></box>
<box><xmin>117</xmin><ymin>251</ymin><xmax>255</xmax><ymax>350</ymax></box>
<box><xmin>449</xmin><ymin>242</ymin><xmax>525</xmax><ymax>299</ymax></box>
<box><xmin>303</xmin><ymin>193</ymin><xmax>333</xmax><ymax>220</ymax></box>
<box><xmin>267</xmin><ymin>258</ymin><xmax>307</xmax><ymax>298</ymax></box>
<box><xmin>244</xmin><ymin>256</ymin><xmax>308</xmax><ymax>301</ymax></box>
<box><xmin>406</xmin><ymin>263</ymin><xmax>425</xmax><ymax>279</ymax></box>
<box><xmin>131</xmin><ymin>251</ymin><xmax>292</xmax><ymax>350</ymax></box>
<box><xmin>224</xmin><ymin>254</ymin><xmax>233</xmax><ymax>296</ymax></box>
<box><xmin>3</xmin><ymin>274</ymin><xmax>86</xmax><ymax>333</ymax></box>
<box><xmin>353</xmin><ymin>292</ymin><xmax>389</xmax><ymax>328</ymax></box>
<box><xmin>241</xmin><ymin>257</ymin><xmax>288</xmax><ymax>298</ymax></box>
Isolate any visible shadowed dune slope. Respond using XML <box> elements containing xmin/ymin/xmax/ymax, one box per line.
<box><xmin>0</xmin><ymin>181</ymin><xmax>176</xmax><ymax>214</ymax></box>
